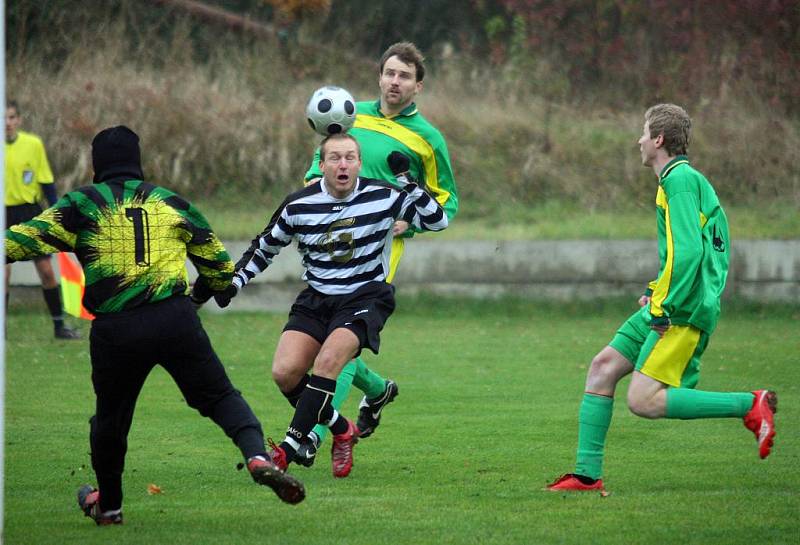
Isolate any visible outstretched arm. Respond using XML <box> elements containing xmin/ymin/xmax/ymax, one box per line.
<box><xmin>6</xmin><ymin>196</ymin><xmax>77</xmax><ymax>263</ymax></box>
<box><xmin>215</xmin><ymin>198</ymin><xmax>295</xmax><ymax>308</ymax></box>
<box><xmin>396</xmin><ymin>181</ymin><xmax>448</xmax><ymax>233</ymax></box>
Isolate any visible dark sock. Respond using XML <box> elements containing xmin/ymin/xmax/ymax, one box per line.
<box><xmin>278</xmin><ymin>441</ymin><xmax>297</xmax><ymax>459</ymax></box>
<box><xmin>42</xmin><ymin>286</ymin><xmax>65</xmax><ymax>328</ymax></box>
<box><xmin>286</xmin><ymin>375</ymin><xmax>337</xmax><ymax>448</ymax></box>
<box><xmin>232</xmin><ymin>425</ymin><xmax>267</xmax><ymax>461</ymax></box>
<box><xmin>282</xmin><ymin>374</ymin><xmax>310</xmax><ymax>408</ymax></box>
<box><xmin>329</xmin><ymin>414</ymin><xmax>348</xmax><ymax>435</ymax></box>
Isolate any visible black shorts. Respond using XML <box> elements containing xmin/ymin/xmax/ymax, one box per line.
<box><xmin>284</xmin><ymin>282</ymin><xmax>396</xmax><ymax>356</ymax></box>
<box><xmin>6</xmin><ymin>203</ymin><xmax>44</xmax><ymax>226</ymax></box>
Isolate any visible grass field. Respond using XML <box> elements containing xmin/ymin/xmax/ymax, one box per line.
<box><xmin>3</xmin><ymin>297</ymin><xmax>799</xmax><ymax>545</ymax></box>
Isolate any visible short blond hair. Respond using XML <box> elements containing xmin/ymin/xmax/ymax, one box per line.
<box><xmin>320</xmin><ymin>132</ymin><xmax>361</xmax><ymax>160</ymax></box>
<box><xmin>645</xmin><ymin>104</ymin><xmax>691</xmax><ymax>156</ymax></box>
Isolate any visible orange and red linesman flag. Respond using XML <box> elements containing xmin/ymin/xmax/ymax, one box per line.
<box><xmin>57</xmin><ymin>253</ymin><xmax>94</xmax><ymax>320</ymax></box>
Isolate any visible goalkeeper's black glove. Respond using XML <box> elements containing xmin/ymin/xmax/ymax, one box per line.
<box><xmin>214</xmin><ymin>283</ymin><xmax>239</xmax><ymax>308</ymax></box>
<box><xmin>189</xmin><ymin>278</ymin><xmax>214</xmax><ymax>310</ymax></box>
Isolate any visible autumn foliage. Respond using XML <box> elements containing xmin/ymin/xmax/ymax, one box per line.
<box><xmin>478</xmin><ymin>0</ymin><xmax>800</xmax><ymax>110</ymax></box>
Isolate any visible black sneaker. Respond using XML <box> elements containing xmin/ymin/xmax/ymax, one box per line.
<box><xmin>77</xmin><ymin>485</ymin><xmax>123</xmax><ymax>525</ymax></box>
<box><xmin>356</xmin><ymin>380</ymin><xmax>398</xmax><ymax>438</ymax></box>
<box><xmin>55</xmin><ymin>324</ymin><xmax>81</xmax><ymax>340</ymax></box>
<box><xmin>294</xmin><ymin>433</ymin><xmax>320</xmax><ymax>468</ymax></box>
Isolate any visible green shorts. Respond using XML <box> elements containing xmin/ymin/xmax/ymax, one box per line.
<box><xmin>609</xmin><ymin>306</ymin><xmax>708</xmax><ymax>388</ymax></box>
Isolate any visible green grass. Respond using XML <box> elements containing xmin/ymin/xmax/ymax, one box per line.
<box><xmin>4</xmin><ymin>297</ymin><xmax>800</xmax><ymax>544</ymax></box>
<box><xmin>196</xmin><ymin>198</ymin><xmax>800</xmax><ymax>240</ymax></box>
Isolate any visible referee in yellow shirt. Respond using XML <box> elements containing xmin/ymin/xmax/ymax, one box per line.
<box><xmin>5</xmin><ymin>100</ymin><xmax>79</xmax><ymax>339</ymax></box>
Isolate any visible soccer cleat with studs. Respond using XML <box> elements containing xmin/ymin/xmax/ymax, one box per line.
<box><xmin>546</xmin><ymin>473</ymin><xmax>605</xmax><ymax>492</ymax></box>
<box><xmin>356</xmin><ymin>379</ymin><xmax>398</xmax><ymax>438</ymax></box>
<box><xmin>743</xmin><ymin>389</ymin><xmax>778</xmax><ymax>459</ymax></box>
<box><xmin>294</xmin><ymin>433</ymin><xmax>320</xmax><ymax>468</ymax></box>
<box><xmin>331</xmin><ymin>419</ymin><xmax>359</xmax><ymax>478</ymax></box>
<box><xmin>76</xmin><ymin>485</ymin><xmax>123</xmax><ymax>525</ymax></box>
<box><xmin>247</xmin><ymin>453</ymin><xmax>305</xmax><ymax>505</ymax></box>
<box><xmin>265</xmin><ymin>438</ymin><xmax>289</xmax><ymax>471</ymax></box>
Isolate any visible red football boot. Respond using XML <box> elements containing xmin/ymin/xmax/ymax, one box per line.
<box><xmin>743</xmin><ymin>389</ymin><xmax>778</xmax><ymax>459</ymax></box>
<box><xmin>546</xmin><ymin>473</ymin><xmax>605</xmax><ymax>492</ymax></box>
<box><xmin>331</xmin><ymin>419</ymin><xmax>359</xmax><ymax>478</ymax></box>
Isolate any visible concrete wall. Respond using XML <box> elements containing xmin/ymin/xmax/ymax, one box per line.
<box><xmin>9</xmin><ymin>239</ymin><xmax>799</xmax><ymax>311</ymax></box>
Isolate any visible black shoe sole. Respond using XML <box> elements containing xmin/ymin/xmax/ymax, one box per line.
<box><xmin>251</xmin><ymin>465</ymin><xmax>306</xmax><ymax>505</ymax></box>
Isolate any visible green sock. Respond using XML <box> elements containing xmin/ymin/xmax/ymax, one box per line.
<box><xmin>665</xmin><ymin>388</ymin><xmax>754</xmax><ymax>419</ymax></box>
<box><xmin>351</xmin><ymin>357</ymin><xmax>387</xmax><ymax>399</ymax></box>
<box><xmin>574</xmin><ymin>393</ymin><xmax>614</xmax><ymax>480</ymax></box>
<box><xmin>311</xmin><ymin>362</ymin><xmax>357</xmax><ymax>443</ymax></box>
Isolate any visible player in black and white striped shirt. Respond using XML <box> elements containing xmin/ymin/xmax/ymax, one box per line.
<box><xmin>216</xmin><ymin>133</ymin><xmax>447</xmax><ymax>477</ymax></box>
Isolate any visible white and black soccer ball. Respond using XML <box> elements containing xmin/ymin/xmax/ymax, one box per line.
<box><xmin>305</xmin><ymin>86</ymin><xmax>357</xmax><ymax>136</ymax></box>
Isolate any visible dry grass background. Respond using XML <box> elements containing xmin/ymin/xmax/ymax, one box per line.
<box><xmin>7</xmin><ymin>2</ymin><xmax>800</xmax><ymax>225</ymax></box>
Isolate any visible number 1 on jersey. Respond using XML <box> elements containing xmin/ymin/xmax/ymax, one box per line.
<box><xmin>125</xmin><ymin>207</ymin><xmax>151</xmax><ymax>266</ymax></box>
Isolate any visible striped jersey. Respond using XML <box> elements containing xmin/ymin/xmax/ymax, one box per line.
<box><xmin>647</xmin><ymin>156</ymin><xmax>729</xmax><ymax>334</ymax></box>
<box><xmin>5</xmin><ymin>177</ymin><xmax>233</xmax><ymax>314</ymax></box>
<box><xmin>233</xmin><ymin>176</ymin><xmax>448</xmax><ymax>295</ymax></box>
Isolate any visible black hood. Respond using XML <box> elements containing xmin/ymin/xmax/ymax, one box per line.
<box><xmin>91</xmin><ymin>125</ymin><xmax>144</xmax><ymax>183</ymax></box>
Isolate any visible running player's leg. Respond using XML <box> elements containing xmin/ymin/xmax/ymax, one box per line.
<box><xmin>160</xmin><ymin>299</ymin><xmax>305</xmax><ymax>503</ymax></box>
<box><xmin>308</xmin><ymin>361</ymin><xmax>356</xmax><ymax>445</ymax></box>
<box><xmin>273</xmin><ymin>329</ymin><xmax>357</xmax><ymax>463</ymax></box>
<box><xmin>352</xmin><ymin>357</ymin><xmax>389</xmax><ymax>398</ymax></box>
<box><xmin>627</xmin><ymin>325</ymin><xmax>776</xmax><ymax>458</ymax></box>
<box><xmin>548</xmin><ymin>307</ymin><xmax>646</xmax><ymax>492</ymax></box>
<box><xmin>296</xmin><ymin>361</ymin><xmax>356</xmax><ymax>466</ymax></box>
<box><xmin>351</xmin><ymin>237</ymin><xmax>405</xmax><ymax>436</ymax></box>
<box><xmin>87</xmin><ymin>313</ymin><xmax>154</xmax><ymax>516</ymax></box>
<box><xmin>280</xmin><ymin>282</ymin><xmax>394</xmax><ymax>476</ymax></box>
<box><xmin>161</xmin><ymin>300</ymin><xmax>268</xmax><ymax>461</ymax></box>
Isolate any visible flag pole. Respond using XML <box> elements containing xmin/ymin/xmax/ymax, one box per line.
<box><xmin>1</xmin><ymin>0</ymin><xmax>9</xmax><ymax>537</ymax></box>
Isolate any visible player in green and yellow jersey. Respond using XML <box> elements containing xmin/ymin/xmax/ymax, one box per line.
<box><xmin>296</xmin><ymin>42</ymin><xmax>459</xmax><ymax>468</ymax></box>
<box><xmin>5</xmin><ymin>100</ymin><xmax>79</xmax><ymax>338</ymax></box>
<box><xmin>6</xmin><ymin>126</ymin><xmax>305</xmax><ymax>524</ymax></box>
<box><xmin>547</xmin><ymin>104</ymin><xmax>778</xmax><ymax>493</ymax></box>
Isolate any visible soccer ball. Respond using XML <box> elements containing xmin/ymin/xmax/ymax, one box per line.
<box><xmin>305</xmin><ymin>86</ymin><xmax>357</xmax><ymax>136</ymax></box>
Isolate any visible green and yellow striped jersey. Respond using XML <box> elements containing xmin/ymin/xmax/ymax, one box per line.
<box><xmin>304</xmin><ymin>100</ymin><xmax>458</xmax><ymax>223</ymax></box>
<box><xmin>6</xmin><ymin>178</ymin><xmax>233</xmax><ymax>314</ymax></box>
<box><xmin>648</xmin><ymin>156</ymin><xmax>729</xmax><ymax>334</ymax></box>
